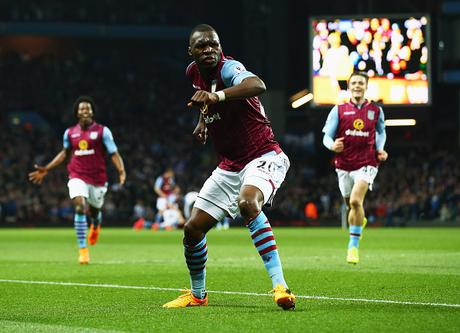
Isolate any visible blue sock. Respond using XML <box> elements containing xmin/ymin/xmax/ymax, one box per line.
<box><xmin>74</xmin><ymin>213</ymin><xmax>87</xmax><ymax>248</ymax></box>
<box><xmin>247</xmin><ymin>211</ymin><xmax>287</xmax><ymax>289</ymax></box>
<box><xmin>348</xmin><ymin>225</ymin><xmax>362</xmax><ymax>249</ymax></box>
<box><xmin>184</xmin><ymin>237</ymin><xmax>207</xmax><ymax>299</ymax></box>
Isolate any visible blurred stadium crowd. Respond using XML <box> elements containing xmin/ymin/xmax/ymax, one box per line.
<box><xmin>1</xmin><ymin>49</ymin><xmax>459</xmax><ymax>227</ymax></box>
<box><xmin>0</xmin><ymin>0</ymin><xmax>458</xmax><ymax>227</ymax></box>
<box><xmin>0</xmin><ymin>1</ymin><xmax>205</xmax><ymax>25</ymax></box>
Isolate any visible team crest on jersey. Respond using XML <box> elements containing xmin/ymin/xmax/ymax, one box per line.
<box><xmin>367</xmin><ymin>110</ymin><xmax>375</xmax><ymax>120</ymax></box>
<box><xmin>353</xmin><ymin>119</ymin><xmax>364</xmax><ymax>130</ymax></box>
<box><xmin>78</xmin><ymin>140</ymin><xmax>88</xmax><ymax>150</ymax></box>
<box><xmin>90</xmin><ymin>131</ymin><xmax>98</xmax><ymax>140</ymax></box>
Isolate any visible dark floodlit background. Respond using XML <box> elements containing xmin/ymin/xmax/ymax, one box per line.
<box><xmin>1</xmin><ymin>0</ymin><xmax>459</xmax><ymax>228</ymax></box>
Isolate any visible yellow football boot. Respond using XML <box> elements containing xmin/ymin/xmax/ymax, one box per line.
<box><xmin>162</xmin><ymin>290</ymin><xmax>208</xmax><ymax>308</ymax></box>
<box><xmin>272</xmin><ymin>284</ymin><xmax>296</xmax><ymax>310</ymax></box>
<box><xmin>79</xmin><ymin>248</ymin><xmax>90</xmax><ymax>265</ymax></box>
<box><xmin>347</xmin><ymin>247</ymin><xmax>359</xmax><ymax>265</ymax></box>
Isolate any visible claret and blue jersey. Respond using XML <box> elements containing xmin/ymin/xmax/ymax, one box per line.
<box><xmin>322</xmin><ymin>101</ymin><xmax>387</xmax><ymax>171</ymax></box>
<box><xmin>186</xmin><ymin>57</ymin><xmax>281</xmax><ymax>172</ymax></box>
<box><xmin>63</xmin><ymin>122</ymin><xmax>118</xmax><ymax>186</ymax></box>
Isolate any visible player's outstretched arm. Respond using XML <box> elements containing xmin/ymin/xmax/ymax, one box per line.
<box><xmin>28</xmin><ymin>149</ymin><xmax>67</xmax><ymax>184</ymax></box>
<box><xmin>375</xmin><ymin>108</ymin><xmax>387</xmax><ymax>162</ymax></box>
<box><xmin>187</xmin><ymin>77</ymin><xmax>266</xmax><ymax>109</ymax></box>
<box><xmin>218</xmin><ymin>76</ymin><xmax>266</xmax><ymax>100</ymax></box>
<box><xmin>192</xmin><ymin>113</ymin><xmax>207</xmax><ymax>145</ymax></box>
<box><xmin>110</xmin><ymin>151</ymin><xmax>126</xmax><ymax>185</ymax></box>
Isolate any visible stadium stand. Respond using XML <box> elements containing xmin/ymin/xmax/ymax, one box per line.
<box><xmin>0</xmin><ymin>0</ymin><xmax>458</xmax><ymax>227</ymax></box>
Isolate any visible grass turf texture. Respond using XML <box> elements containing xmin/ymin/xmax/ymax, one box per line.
<box><xmin>0</xmin><ymin>228</ymin><xmax>459</xmax><ymax>332</ymax></box>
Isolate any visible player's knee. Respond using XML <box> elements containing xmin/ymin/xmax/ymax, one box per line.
<box><xmin>238</xmin><ymin>198</ymin><xmax>260</xmax><ymax>219</ymax></box>
<box><xmin>183</xmin><ymin>220</ymin><xmax>194</xmax><ymax>235</ymax></box>
<box><xmin>183</xmin><ymin>219</ymin><xmax>202</xmax><ymax>241</ymax></box>
<box><xmin>349</xmin><ymin>198</ymin><xmax>363</xmax><ymax>210</ymax></box>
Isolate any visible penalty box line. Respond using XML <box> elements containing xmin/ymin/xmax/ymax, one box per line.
<box><xmin>0</xmin><ymin>279</ymin><xmax>459</xmax><ymax>309</ymax></box>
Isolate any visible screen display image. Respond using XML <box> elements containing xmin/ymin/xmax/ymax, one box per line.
<box><xmin>311</xmin><ymin>15</ymin><xmax>430</xmax><ymax>105</ymax></box>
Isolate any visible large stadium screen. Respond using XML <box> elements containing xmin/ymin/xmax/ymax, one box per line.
<box><xmin>310</xmin><ymin>15</ymin><xmax>430</xmax><ymax>106</ymax></box>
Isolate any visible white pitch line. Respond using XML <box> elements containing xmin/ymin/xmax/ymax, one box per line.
<box><xmin>1</xmin><ymin>279</ymin><xmax>459</xmax><ymax>309</ymax></box>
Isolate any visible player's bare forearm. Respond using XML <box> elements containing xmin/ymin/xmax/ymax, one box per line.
<box><xmin>221</xmin><ymin>76</ymin><xmax>266</xmax><ymax>100</ymax></box>
<box><xmin>188</xmin><ymin>77</ymin><xmax>266</xmax><ymax>109</ymax></box>
<box><xmin>111</xmin><ymin>152</ymin><xmax>126</xmax><ymax>184</ymax></box>
<box><xmin>45</xmin><ymin>149</ymin><xmax>67</xmax><ymax>171</ymax></box>
<box><xmin>193</xmin><ymin>113</ymin><xmax>207</xmax><ymax>144</ymax></box>
<box><xmin>197</xmin><ymin>112</ymin><xmax>205</xmax><ymax>124</ymax></box>
<box><xmin>28</xmin><ymin>149</ymin><xmax>67</xmax><ymax>184</ymax></box>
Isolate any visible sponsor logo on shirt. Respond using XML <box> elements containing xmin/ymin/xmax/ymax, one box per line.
<box><xmin>75</xmin><ymin>149</ymin><xmax>95</xmax><ymax>156</ymax></box>
<box><xmin>345</xmin><ymin>129</ymin><xmax>369</xmax><ymax>137</ymax></box>
<box><xmin>353</xmin><ymin>119</ymin><xmax>365</xmax><ymax>130</ymax></box>
<box><xmin>204</xmin><ymin>112</ymin><xmax>222</xmax><ymax>124</ymax></box>
<box><xmin>78</xmin><ymin>140</ymin><xmax>88</xmax><ymax>150</ymax></box>
<box><xmin>346</xmin><ymin>118</ymin><xmax>369</xmax><ymax>136</ymax></box>
<box><xmin>75</xmin><ymin>139</ymin><xmax>95</xmax><ymax>156</ymax></box>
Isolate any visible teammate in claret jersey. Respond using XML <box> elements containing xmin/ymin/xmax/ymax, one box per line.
<box><xmin>154</xmin><ymin>167</ymin><xmax>179</xmax><ymax>224</ymax></box>
<box><xmin>162</xmin><ymin>24</ymin><xmax>295</xmax><ymax>310</ymax></box>
<box><xmin>28</xmin><ymin>96</ymin><xmax>126</xmax><ymax>264</ymax></box>
<box><xmin>322</xmin><ymin>71</ymin><xmax>388</xmax><ymax>264</ymax></box>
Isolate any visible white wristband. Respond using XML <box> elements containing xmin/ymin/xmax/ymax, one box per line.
<box><xmin>215</xmin><ymin>90</ymin><xmax>226</xmax><ymax>102</ymax></box>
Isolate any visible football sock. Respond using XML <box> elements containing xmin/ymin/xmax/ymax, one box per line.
<box><xmin>74</xmin><ymin>213</ymin><xmax>87</xmax><ymax>248</ymax></box>
<box><xmin>92</xmin><ymin>211</ymin><xmax>102</xmax><ymax>227</ymax></box>
<box><xmin>247</xmin><ymin>211</ymin><xmax>287</xmax><ymax>289</ymax></box>
<box><xmin>348</xmin><ymin>225</ymin><xmax>362</xmax><ymax>249</ymax></box>
<box><xmin>184</xmin><ymin>236</ymin><xmax>207</xmax><ymax>299</ymax></box>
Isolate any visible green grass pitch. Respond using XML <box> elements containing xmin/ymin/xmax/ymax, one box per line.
<box><xmin>0</xmin><ymin>227</ymin><xmax>459</xmax><ymax>332</ymax></box>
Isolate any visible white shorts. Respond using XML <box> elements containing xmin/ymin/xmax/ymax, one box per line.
<box><xmin>336</xmin><ymin>166</ymin><xmax>378</xmax><ymax>198</ymax></box>
<box><xmin>194</xmin><ymin>151</ymin><xmax>290</xmax><ymax>221</ymax></box>
<box><xmin>67</xmin><ymin>178</ymin><xmax>108</xmax><ymax>209</ymax></box>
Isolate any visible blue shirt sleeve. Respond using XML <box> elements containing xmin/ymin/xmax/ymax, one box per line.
<box><xmin>103</xmin><ymin>127</ymin><xmax>118</xmax><ymax>154</ymax></box>
<box><xmin>154</xmin><ymin>176</ymin><xmax>162</xmax><ymax>190</ymax></box>
<box><xmin>322</xmin><ymin>106</ymin><xmax>339</xmax><ymax>150</ymax></box>
<box><xmin>63</xmin><ymin>129</ymin><xmax>70</xmax><ymax>149</ymax></box>
<box><xmin>375</xmin><ymin>107</ymin><xmax>386</xmax><ymax>151</ymax></box>
<box><xmin>220</xmin><ymin>60</ymin><xmax>257</xmax><ymax>87</ymax></box>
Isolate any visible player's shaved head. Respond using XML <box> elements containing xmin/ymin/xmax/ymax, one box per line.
<box><xmin>189</xmin><ymin>24</ymin><xmax>217</xmax><ymax>44</ymax></box>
